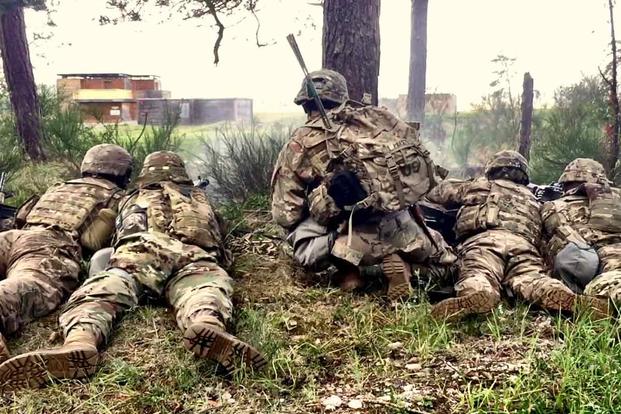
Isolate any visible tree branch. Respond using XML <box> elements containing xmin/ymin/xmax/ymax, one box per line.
<box><xmin>205</xmin><ymin>0</ymin><xmax>225</xmax><ymax>64</ymax></box>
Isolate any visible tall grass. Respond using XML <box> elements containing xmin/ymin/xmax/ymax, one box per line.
<box><xmin>200</xmin><ymin>124</ymin><xmax>290</xmax><ymax>203</ymax></box>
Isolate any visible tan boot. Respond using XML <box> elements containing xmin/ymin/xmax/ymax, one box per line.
<box><xmin>183</xmin><ymin>320</ymin><xmax>266</xmax><ymax>374</ymax></box>
<box><xmin>0</xmin><ymin>333</ymin><xmax>9</xmax><ymax>365</ymax></box>
<box><xmin>431</xmin><ymin>291</ymin><xmax>498</xmax><ymax>322</ymax></box>
<box><xmin>382</xmin><ymin>254</ymin><xmax>413</xmax><ymax>302</ymax></box>
<box><xmin>574</xmin><ymin>295</ymin><xmax>613</xmax><ymax>320</ymax></box>
<box><xmin>538</xmin><ymin>286</ymin><xmax>577</xmax><ymax>313</ymax></box>
<box><xmin>0</xmin><ymin>327</ymin><xmax>100</xmax><ymax>391</ymax></box>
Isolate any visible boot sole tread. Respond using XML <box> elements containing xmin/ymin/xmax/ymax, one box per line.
<box><xmin>0</xmin><ymin>348</ymin><xmax>98</xmax><ymax>391</ymax></box>
<box><xmin>183</xmin><ymin>324</ymin><xmax>266</xmax><ymax>373</ymax></box>
<box><xmin>383</xmin><ymin>255</ymin><xmax>413</xmax><ymax>302</ymax></box>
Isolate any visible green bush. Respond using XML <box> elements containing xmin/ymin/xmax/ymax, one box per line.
<box><xmin>199</xmin><ymin>123</ymin><xmax>290</xmax><ymax>203</ymax></box>
<box><xmin>2</xmin><ymin>87</ymin><xmax>183</xmax><ymax>205</ymax></box>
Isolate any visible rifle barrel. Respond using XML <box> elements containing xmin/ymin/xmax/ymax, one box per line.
<box><xmin>286</xmin><ymin>34</ymin><xmax>333</xmax><ymax>130</ymax></box>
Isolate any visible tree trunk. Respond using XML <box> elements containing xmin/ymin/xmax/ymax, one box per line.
<box><xmin>322</xmin><ymin>0</ymin><xmax>380</xmax><ymax>105</ymax></box>
<box><xmin>406</xmin><ymin>0</ymin><xmax>428</xmax><ymax>124</ymax></box>
<box><xmin>518</xmin><ymin>72</ymin><xmax>534</xmax><ymax>160</ymax></box>
<box><xmin>0</xmin><ymin>5</ymin><xmax>45</xmax><ymax>161</ymax></box>
<box><xmin>602</xmin><ymin>0</ymin><xmax>620</xmax><ymax>176</ymax></box>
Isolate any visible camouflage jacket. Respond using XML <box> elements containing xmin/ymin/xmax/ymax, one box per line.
<box><xmin>24</xmin><ymin>176</ymin><xmax>124</xmax><ymax>251</ymax></box>
<box><xmin>271</xmin><ymin>103</ymin><xmax>439</xmax><ymax>230</ymax></box>
<box><xmin>542</xmin><ymin>186</ymin><xmax>621</xmax><ymax>259</ymax></box>
<box><xmin>426</xmin><ymin>177</ymin><xmax>542</xmax><ymax>244</ymax></box>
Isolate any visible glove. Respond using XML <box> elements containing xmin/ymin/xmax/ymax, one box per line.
<box><xmin>327</xmin><ymin>170</ymin><xmax>368</xmax><ymax>209</ymax></box>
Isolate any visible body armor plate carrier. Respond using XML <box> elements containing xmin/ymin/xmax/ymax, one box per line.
<box><xmin>26</xmin><ymin>177</ymin><xmax>121</xmax><ymax>234</ymax></box>
<box><xmin>455</xmin><ymin>178</ymin><xmax>541</xmax><ymax>244</ymax></box>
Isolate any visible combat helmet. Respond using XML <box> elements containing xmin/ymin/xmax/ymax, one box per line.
<box><xmin>81</xmin><ymin>144</ymin><xmax>133</xmax><ymax>179</ymax></box>
<box><xmin>558</xmin><ymin>158</ymin><xmax>608</xmax><ymax>184</ymax></box>
<box><xmin>137</xmin><ymin>151</ymin><xmax>192</xmax><ymax>187</ymax></box>
<box><xmin>294</xmin><ymin>69</ymin><xmax>349</xmax><ymax>106</ymax></box>
<box><xmin>485</xmin><ymin>150</ymin><xmax>529</xmax><ymax>178</ymax></box>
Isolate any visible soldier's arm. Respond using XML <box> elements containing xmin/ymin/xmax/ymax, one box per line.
<box><xmin>425</xmin><ymin>179</ymin><xmax>468</xmax><ymax>207</ymax></box>
<box><xmin>13</xmin><ymin>195</ymin><xmax>40</xmax><ymax>229</ymax></box>
<box><xmin>541</xmin><ymin>200</ymin><xmax>588</xmax><ymax>248</ymax></box>
<box><xmin>80</xmin><ymin>191</ymin><xmax>124</xmax><ymax>252</ymax></box>
<box><xmin>271</xmin><ymin>139</ymin><xmax>310</xmax><ymax>230</ymax></box>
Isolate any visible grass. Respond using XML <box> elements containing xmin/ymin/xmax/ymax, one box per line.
<box><xmin>0</xmin><ymin>209</ymin><xmax>613</xmax><ymax>413</ymax></box>
<box><xmin>4</xmin><ymin>210</ymin><xmax>620</xmax><ymax>413</ymax></box>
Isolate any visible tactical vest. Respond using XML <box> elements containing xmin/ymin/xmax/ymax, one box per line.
<box><xmin>454</xmin><ymin>178</ymin><xmax>541</xmax><ymax>244</ymax></box>
<box><xmin>116</xmin><ymin>183</ymin><xmax>224</xmax><ymax>253</ymax></box>
<box><xmin>303</xmin><ymin>103</ymin><xmax>439</xmax><ymax>213</ymax></box>
<box><xmin>587</xmin><ymin>187</ymin><xmax>621</xmax><ymax>233</ymax></box>
<box><xmin>26</xmin><ymin>177</ymin><xmax>121</xmax><ymax>234</ymax></box>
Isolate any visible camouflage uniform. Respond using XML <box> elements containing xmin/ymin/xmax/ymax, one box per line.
<box><xmin>542</xmin><ymin>159</ymin><xmax>621</xmax><ymax>302</ymax></box>
<box><xmin>272</xmin><ymin>69</ymin><xmax>455</xmax><ymax>301</ymax></box>
<box><xmin>0</xmin><ymin>144</ymin><xmax>132</xmax><ymax>362</ymax></box>
<box><xmin>0</xmin><ymin>152</ymin><xmax>264</xmax><ymax>390</ymax></box>
<box><xmin>428</xmin><ymin>150</ymin><xmax>581</xmax><ymax>320</ymax></box>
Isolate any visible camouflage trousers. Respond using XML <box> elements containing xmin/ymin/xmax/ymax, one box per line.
<box><xmin>59</xmin><ymin>232</ymin><xmax>233</xmax><ymax>346</ymax></box>
<box><xmin>454</xmin><ymin>229</ymin><xmax>573</xmax><ymax>308</ymax></box>
<box><xmin>0</xmin><ymin>227</ymin><xmax>81</xmax><ymax>334</ymax></box>
<box><xmin>585</xmin><ymin>242</ymin><xmax>621</xmax><ymax>302</ymax></box>
<box><xmin>331</xmin><ymin>209</ymin><xmax>456</xmax><ymax>268</ymax></box>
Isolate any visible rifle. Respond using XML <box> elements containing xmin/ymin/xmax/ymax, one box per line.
<box><xmin>528</xmin><ymin>182</ymin><xmax>563</xmax><ymax>202</ymax></box>
<box><xmin>286</xmin><ymin>33</ymin><xmax>333</xmax><ymax>130</ymax></box>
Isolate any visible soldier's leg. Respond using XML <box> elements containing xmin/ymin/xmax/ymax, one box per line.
<box><xmin>0</xmin><ymin>230</ymin><xmax>17</xmax><ymax>363</ymax></box>
<box><xmin>585</xmin><ymin>270</ymin><xmax>621</xmax><ymax>304</ymax></box>
<box><xmin>505</xmin><ymin>238</ymin><xmax>609</xmax><ymax>317</ymax></box>
<box><xmin>165</xmin><ymin>260</ymin><xmax>266</xmax><ymax>372</ymax></box>
<box><xmin>0</xmin><ymin>229</ymin><xmax>81</xmax><ymax>337</ymax></box>
<box><xmin>597</xmin><ymin>243</ymin><xmax>621</xmax><ymax>273</ymax></box>
<box><xmin>431</xmin><ymin>234</ymin><xmax>504</xmax><ymax>321</ymax></box>
<box><xmin>0</xmin><ymin>268</ymin><xmax>142</xmax><ymax>390</ymax></box>
<box><xmin>0</xmin><ymin>252</ymin><xmax>80</xmax><ymax>334</ymax></box>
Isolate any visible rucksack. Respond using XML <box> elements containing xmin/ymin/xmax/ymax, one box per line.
<box><xmin>317</xmin><ymin>102</ymin><xmax>441</xmax><ymax>213</ymax></box>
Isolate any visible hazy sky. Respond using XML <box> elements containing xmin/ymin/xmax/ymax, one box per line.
<box><xmin>25</xmin><ymin>0</ymin><xmax>617</xmax><ymax>112</ymax></box>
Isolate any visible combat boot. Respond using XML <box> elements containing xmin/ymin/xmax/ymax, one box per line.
<box><xmin>537</xmin><ymin>285</ymin><xmax>577</xmax><ymax>313</ymax></box>
<box><xmin>431</xmin><ymin>291</ymin><xmax>499</xmax><ymax>322</ymax></box>
<box><xmin>382</xmin><ymin>254</ymin><xmax>413</xmax><ymax>302</ymax></box>
<box><xmin>574</xmin><ymin>295</ymin><xmax>612</xmax><ymax>320</ymax></box>
<box><xmin>0</xmin><ymin>327</ymin><xmax>100</xmax><ymax>390</ymax></box>
<box><xmin>0</xmin><ymin>333</ymin><xmax>9</xmax><ymax>364</ymax></box>
<box><xmin>538</xmin><ymin>286</ymin><xmax>611</xmax><ymax>320</ymax></box>
<box><xmin>183</xmin><ymin>317</ymin><xmax>266</xmax><ymax>374</ymax></box>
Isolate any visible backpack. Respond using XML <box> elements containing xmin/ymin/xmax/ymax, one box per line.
<box><xmin>315</xmin><ymin>102</ymin><xmax>440</xmax><ymax>213</ymax></box>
